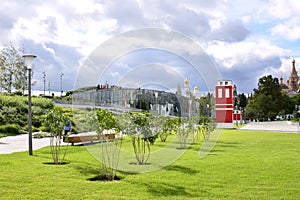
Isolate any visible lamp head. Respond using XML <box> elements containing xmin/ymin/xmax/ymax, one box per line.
<box><xmin>23</xmin><ymin>54</ymin><xmax>37</xmax><ymax>70</ymax></box>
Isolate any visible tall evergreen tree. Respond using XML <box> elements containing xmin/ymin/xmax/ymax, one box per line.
<box><xmin>238</xmin><ymin>93</ymin><xmax>247</xmax><ymax>109</ymax></box>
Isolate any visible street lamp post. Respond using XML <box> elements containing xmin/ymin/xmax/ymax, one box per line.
<box><xmin>188</xmin><ymin>100</ymin><xmax>192</xmax><ymax>120</ymax></box>
<box><xmin>42</xmin><ymin>71</ymin><xmax>46</xmax><ymax>96</ymax></box>
<box><xmin>48</xmin><ymin>82</ymin><xmax>51</xmax><ymax>96</ymax></box>
<box><xmin>23</xmin><ymin>54</ymin><xmax>36</xmax><ymax>156</ymax></box>
<box><xmin>154</xmin><ymin>91</ymin><xmax>159</xmax><ymax>134</ymax></box>
<box><xmin>60</xmin><ymin>72</ymin><xmax>64</xmax><ymax>97</ymax></box>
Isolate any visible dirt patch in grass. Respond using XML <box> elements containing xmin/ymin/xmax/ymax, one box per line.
<box><xmin>87</xmin><ymin>175</ymin><xmax>122</xmax><ymax>182</ymax></box>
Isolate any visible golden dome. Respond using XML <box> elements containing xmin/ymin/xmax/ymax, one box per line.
<box><xmin>194</xmin><ymin>86</ymin><xmax>199</xmax><ymax>91</ymax></box>
<box><xmin>184</xmin><ymin>77</ymin><xmax>189</xmax><ymax>84</ymax></box>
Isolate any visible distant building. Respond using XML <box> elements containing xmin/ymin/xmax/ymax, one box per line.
<box><xmin>280</xmin><ymin>76</ymin><xmax>289</xmax><ymax>93</ymax></box>
<box><xmin>183</xmin><ymin>77</ymin><xmax>191</xmax><ymax>97</ymax></box>
<box><xmin>215</xmin><ymin>80</ymin><xmax>234</xmax><ymax>128</ymax></box>
<box><xmin>288</xmin><ymin>59</ymin><xmax>299</xmax><ymax>91</ymax></box>
<box><xmin>193</xmin><ymin>85</ymin><xmax>199</xmax><ymax>99</ymax></box>
<box><xmin>72</xmin><ymin>79</ymin><xmax>199</xmax><ymax>118</ymax></box>
<box><xmin>280</xmin><ymin>59</ymin><xmax>300</xmax><ymax>96</ymax></box>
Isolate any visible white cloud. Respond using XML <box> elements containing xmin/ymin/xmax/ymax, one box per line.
<box><xmin>271</xmin><ymin>18</ymin><xmax>300</xmax><ymax>41</ymax></box>
<box><xmin>206</xmin><ymin>40</ymin><xmax>290</xmax><ymax>69</ymax></box>
<box><xmin>1</xmin><ymin>0</ymin><xmax>300</xmax><ymax>93</ymax></box>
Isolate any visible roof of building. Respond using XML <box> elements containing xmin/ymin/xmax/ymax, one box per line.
<box><xmin>291</xmin><ymin>58</ymin><xmax>298</xmax><ymax>75</ymax></box>
<box><xmin>280</xmin><ymin>83</ymin><xmax>289</xmax><ymax>89</ymax></box>
<box><xmin>184</xmin><ymin>77</ymin><xmax>189</xmax><ymax>84</ymax></box>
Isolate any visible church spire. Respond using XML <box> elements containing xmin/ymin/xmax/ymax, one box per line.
<box><xmin>291</xmin><ymin>58</ymin><xmax>297</xmax><ymax>74</ymax></box>
<box><xmin>289</xmin><ymin>58</ymin><xmax>299</xmax><ymax>91</ymax></box>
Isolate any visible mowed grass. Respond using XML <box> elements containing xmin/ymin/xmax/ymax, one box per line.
<box><xmin>0</xmin><ymin>129</ymin><xmax>300</xmax><ymax>200</ymax></box>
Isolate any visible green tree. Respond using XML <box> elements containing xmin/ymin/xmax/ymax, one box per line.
<box><xmin>245</xmin><ymin>75</ymin><xmax>285</xmax><ymax>121</ymax></box>
<box><xmin>289</xmin><ymin>94</ymin><xmax>300</xmax><ymax>118</ymax></box>
<box><xmin>43</xmin><ymin>107</ymin><xmax>69</xmax><ymax>165</ymax></box>
<box><xmin>87</xmin><ymin>108</ymin><xmax>121</xmax><ymax>181</ymax></box>
<box><xmin>160</xmin><ymin>117</ymin><xmax>180</xmax><ymax>142</ymax></box>
<box><xmin>238</xmin><ymin>93</ymin><xmax>247</xmax><ymax>109</ymax></box>
<box><xmin>121</xmin><ymin>111</ymin><xmax>156</xmax><ymax>165</ymax></box>
<box><xmin>0</xmin><ymin>44</ymin><xmax>28</xmax><ymax>93</ymax></box>
<box><xmin>197</xmin><ymin>93</ymin><xmax>212</xmax><ymax>117</ymax></box>
<box><xmin>176</xmin><ymin>117</ymin><xmax>195</xmax><ymax>149</ymax></box>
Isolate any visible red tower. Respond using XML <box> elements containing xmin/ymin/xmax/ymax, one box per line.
<box><xmin>233</xmin><ymin>110</ymin><xmax>242</xmax><ymax>121</ymax></box>
<box><xmin>216</xmin><ymin>80</ymin><xmax>233</xmax><ymax>128</ymax></box>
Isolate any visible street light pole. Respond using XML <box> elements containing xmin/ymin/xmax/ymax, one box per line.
<box><xmin>154</xmin><ymin>91</ymin><xmax>159</xmax><ymax>134</ymax></box>
<box><xmin>42</xmin><ymin>71</ymin><xmax>46</xmax><ymax>96</ymax></box>
<box><xmin>23</xmin><ymin>54</ymin><xmax>36</xmax><ymax>156</ymax></box>
<box><xmin>48</xmin><ymin>82</ymin><xmax>51</xmax><ymax>96</ymax></box>
<box><xmin>189</xmin><ymin>100</ymin><xmax>192</xmax><ymax>120</ymax></box>
<box><xmin>60</xmin><ymin>72</ymin><xmax>64</xmax><ymax>97</ymax></box>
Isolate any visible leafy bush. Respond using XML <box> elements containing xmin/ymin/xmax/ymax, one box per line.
<box><xmin>32</xmin><ymin>97</ymin><xmax>54</xmax><ymax>109</ymax></box>
<box><xmin>33</xmin><ymin>131</ymin><xmax>52</xmax><ymax>138</ymax></box>
<box><xmin>43</xmin><ymin>107</ymin><xmax>70</xmax><ymax>164</ymax></box>
<box><xmin>0</xmin><ymin>94</ymin><xmax>55</xmax><ymax>132</ymax></box>
<box><xmin>0</xmin><ymin>124</ymin><xmax>21</xmax><ymax>134</ymax></box>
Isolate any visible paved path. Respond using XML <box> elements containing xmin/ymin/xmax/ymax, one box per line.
<box><xmin>0</xmin><ymin>134</ymin><xmax>50</xmax><ymax>154</ymax></box>
<box><xmin>0</xmin><ymin>132</ymin><xmax>98</xmax><ymax>155</ymax></box>
<box><xmin>239</xmin><ymin>121</ymin><xmax>300</xmax><ymax>132</ymax></box>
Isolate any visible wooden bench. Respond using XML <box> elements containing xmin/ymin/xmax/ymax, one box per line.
<box><xmin>65</xmin><ymin>133</ymin><xmax>115</xmax><ymax>145</ymax></box>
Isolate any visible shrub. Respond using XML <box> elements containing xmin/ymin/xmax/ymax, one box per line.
<box><xmin>32</xmin><ymin>97</ymin><xmax>54</xmax><ymax>109</ymax></box>
<box><xmin>43</xmin><ymin>107</ymin><xmax>70</xmax><ymax>164</ymax></box>
<box><xmin>0</xmin><ymin>94</ymin><xmax>55</xmax><ymax>132</ymax></box>
<box><xmin>0</xmin><ymin>124</ymin><xmax>21</xmax><ymax>134</ymax></box>
<box><xmin>33</xmin><ymin>132</ymin><xmax>52</xmax><ymax>138</ymax></box>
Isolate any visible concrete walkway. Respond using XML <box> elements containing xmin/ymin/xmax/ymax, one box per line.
<box><xmin>0</xmin><ymin>132</ymin><xmax>98</xmax><ymax>154</ymax></box>
<box><xmin>239</xmin><ymin>121</ymin><xmax>300</xmax><ymax>132</ymax></box>
<box><xmin>0</xmin><ymin>134</ymin><xmax>50</xmax><ymax>154</ymax></box>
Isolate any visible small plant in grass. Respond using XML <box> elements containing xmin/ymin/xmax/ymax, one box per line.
<box><xmin>121</xmin><ymin>111</ymin><xmax>156</xmax><ymax>165</ymax></box>
<box><xmin>177</xmin><ymin>118</ymin><xmax>196</xmax><ymax>149</ymax></box>
<box><xmin>87</xmin><ymin>108</ymin><xmax>122</xmax><ymax>181</ymax></box>
<box><xmin>43</xmin><ymin>107</ymin><xmax>70</xmax><ymax>165</ymax></box>
<box><xmin>192</xmin><ymin>116</ymin><xmax>215</xmax><ymax>142</ymax></box>
<box><xmin>160</xmin><ymin>117</ymin><xmax>180</xmax><ymax>142</ymax></box>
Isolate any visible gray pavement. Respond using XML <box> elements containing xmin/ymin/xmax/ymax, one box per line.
<box><xmin>0</xmin><ymin>134</ymin><xmax>50</xmax><ymax>154</ymax></box>
<box><xmin>238</xmin><ymin>121</ymin><xmax>300</xmax><ymax>132</ymax></box>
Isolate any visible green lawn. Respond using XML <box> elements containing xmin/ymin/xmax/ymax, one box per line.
<box><xmin>0</xmin><ymin>129</ymin><xmax>300</xmax><ymax>199</ymax></box>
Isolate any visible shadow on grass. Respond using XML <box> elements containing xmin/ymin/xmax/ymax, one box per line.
<box><xmin>129</xmin><ymin>180</ymin><xmax>199</xmax><ymax>198</ymax></box>
<box><xmin>87</xmin><ymin>174</ymin><xmax>122</xmax><ymax>182</ymax></box>
<box><xmin>164</xmin><ymin>165</ymin><xmax>198</xmax><ymax>175</ymax></box>
<box><xmin>197</xmin><ymin>141</ymin><xmax>241</xmax><ymax>156</ymax></box>
<box><xmin>216</xmin><ymin>141</ymin><xmax>241</xmax><ymax>147</ymax></box>
<box><xmin>43</xmin><ymin>161</ymin><xmax>70</xmax><ymax>165</ymax></box>
<box><xmin>72</xmin><ymin>162</ymin><xmax>102</xmax><ymax>176</ymax></box>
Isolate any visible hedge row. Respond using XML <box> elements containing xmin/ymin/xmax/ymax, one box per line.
<box><xmin>0</xmin><ymin>94</ymin><xmax>54</xmax><ymax>130</ymax></box>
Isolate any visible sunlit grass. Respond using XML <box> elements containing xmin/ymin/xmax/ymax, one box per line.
<box><xmin>0</xmin><ymin>129</ymin><xmax>300</xmax><ymax>199</ymax></box>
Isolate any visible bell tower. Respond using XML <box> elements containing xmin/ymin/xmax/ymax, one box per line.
<box><xmin>289</xmin><ymin>58</ymin><xmax>299</xmax><ymax>91</ymax></box>
<box><xmin>215</xmin><ymin>80</ymin><xmax>234</xmax><ymax>128</ymax></box>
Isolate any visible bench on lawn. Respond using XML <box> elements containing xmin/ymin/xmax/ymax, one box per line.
<box><xmin>65</xmin><ymin>132</ymin><xmax>115</xmax><ymax>146</ymax></box>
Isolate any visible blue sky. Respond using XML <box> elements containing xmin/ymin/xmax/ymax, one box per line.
<box><xmin>1</xmin><ymin>0</ymin><xmax>300</xmax><ymax>94</ymax></box>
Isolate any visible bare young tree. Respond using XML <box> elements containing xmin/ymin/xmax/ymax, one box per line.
<box><xmin>43</xmin><ymin>107</ymin><xmax>69</xmax><ymax>165</ymax></box>
<box><xmin>87</xmin><ymin>108</ymin><xmax>122</xmax><ymax>181</ymax></box>
<box><xmin>121</xmin><ymin>112</ymin><xmax>157</xmax><ymax>165</ymax></box>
